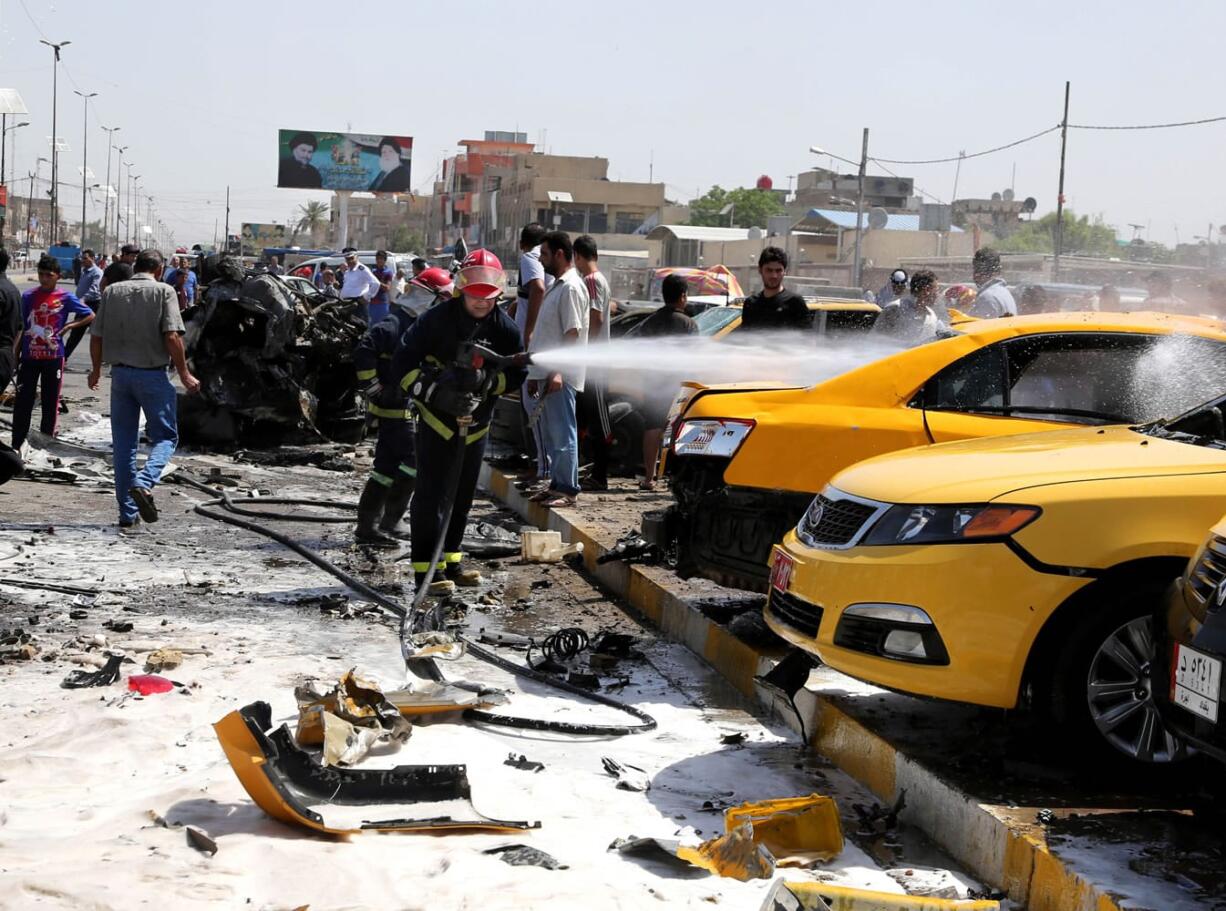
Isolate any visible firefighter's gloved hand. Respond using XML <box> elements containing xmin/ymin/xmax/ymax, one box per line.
<box><xmin>479</xmin><ymin>370</ymin><xmax>502</xmax><ymax>397</ymax></box>
<box><xmin>427</xmin><ymin>384</ymin><xmax>481</xmax><ymax>419</ymax></box>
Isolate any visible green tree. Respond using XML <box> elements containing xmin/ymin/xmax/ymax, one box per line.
<box><xmin>996</xmin><ymin>211</ymin><xmax>1118</xmax><ymax>257</ymax></box>
<box><xmin>389</xmin><ymin>225</ymin><xmax>424</xmax><ymax>253</ymax></box>
<box><xmin>688</xmin><ymin>186</ymin><xmax>783</xmax><ymax>228</ymax></box>
<box><xmin>296</xmin><ymin>201</ymin><xmax>330</xmax><ymax>246</ymax></box>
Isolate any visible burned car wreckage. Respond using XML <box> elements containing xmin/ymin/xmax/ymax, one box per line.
<box><xmin>180</xmin><ymin>256</ymin><xmax>367</xmax><ymax>445</ymax></box>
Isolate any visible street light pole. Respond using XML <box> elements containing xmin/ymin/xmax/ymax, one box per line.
<box><xmin>100</xmin><ymin>127</ymin><xmax>119</xmax><ymax>255</ymax></box>
<box><xmin>73</xmin><ymin>90</ymin><xmax>97</xmax><ymax>246</ymax></box>
<box><xmin>40</xmin><ymin>39</ymin><xmax>71</xmax><ymax>245</ymax></box>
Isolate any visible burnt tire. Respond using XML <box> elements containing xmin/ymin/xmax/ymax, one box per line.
<box><xmin>1044</xmin><ymin>582</ymin><xmax>1190</xmax><ymax>767</ymax></box>
<box><xmin>607</xmin><ymin>409</ymin><xmax>646</xmax><ymax>474</ymax></box>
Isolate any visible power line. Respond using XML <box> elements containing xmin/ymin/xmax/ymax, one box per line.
<box><xmin>869</xmin><ymin>125</ymin><xmax>1062</xmax><ymax>165</ymax></box>
<box><xmin>1069</xmin><ymin>115</ymin><xmax>1226</xmax><ymax>131</ymax></box>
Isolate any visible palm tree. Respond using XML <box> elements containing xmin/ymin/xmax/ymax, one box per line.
<box><xmin>296</xmin><ymin>201</ymin><xmax>330</xmax><ymax>246</ymax></box>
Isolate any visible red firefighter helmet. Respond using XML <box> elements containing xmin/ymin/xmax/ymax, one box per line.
<box><xmin>455</xmin><ymin>249</ymin><xmax>506</xmax><ymax>300</ymax></box>
<box><xmin>409</xmin><ymin>266</ymin><xmax>454</xmax><ymax>296</ymax></box>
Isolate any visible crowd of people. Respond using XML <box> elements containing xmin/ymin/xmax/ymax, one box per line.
<box><xmin>0</xmin><ymin>246</ymin><xmax>198</xmax><ymax>528</ymax></box>
<box><xmin>3</xmin><ymin>228</ymin><xmax>1223</xmax><ymax>600</ymax></box>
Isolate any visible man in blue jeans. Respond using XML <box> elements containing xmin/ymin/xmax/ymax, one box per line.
<box><xmin>87</xmin><ymin>249</ymin><xmax>200</xmax><ymax>533</ymax></box>
<box><xmin>526</xmin><ymin>231</ymin><xmax>589</xmax><ymax>507</ymax></box>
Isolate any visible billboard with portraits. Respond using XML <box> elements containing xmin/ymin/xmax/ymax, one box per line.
<box><xmin>277</xmin><ymin>130</ymin><xmax>413</xmax><ymax>193</ymax></box>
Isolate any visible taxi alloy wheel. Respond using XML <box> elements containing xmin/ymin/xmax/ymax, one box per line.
<box><xmin>1085</xmin><ymin>615</ymin><xmax>1189</xmax><ymax>765</ymax></box>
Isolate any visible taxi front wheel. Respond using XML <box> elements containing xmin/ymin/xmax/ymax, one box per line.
<box><xmin>1044</xmin><ymin>582</ymin><xmax>1191</xmax><ymax>767</ymax></box>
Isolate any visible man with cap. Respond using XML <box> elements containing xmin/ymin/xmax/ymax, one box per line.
<box><xmin>338</xmin><ymin>248</ymin><xmax>382</xmax><ymax>323</ymax></box>
<box><xmin>876</xmin><ymin>269</ymin><xmax>908</xmax><ymax>306</ymax></box>
<box><xmin>351</xmin><ymin>266</ymin><xmax>454</xmax><ymax>548</ymax></box>
<box><xmin>278</xmin><ymin>132</ymin><xmax>323</xmax><ymax>189</ymax></box>
<box><xmin>392</xmin><ymin>249</ymin><xmax>526</xmax><ymax>594</ymax></box>
<box><xmin>968</xmin><ymin>247</ymin><xmax>1017</xmax><ymax>318</ymax></box>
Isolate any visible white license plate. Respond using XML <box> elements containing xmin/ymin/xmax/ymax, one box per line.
<box><xmin>770</xmin><ymin>550</ymin><xmax>794</xmax><ymax>593</ymax></box>
<box><xmin>1172</xmin><ymin>643</ymin><xmax>1221</xmax><ymax>724</ymax></box>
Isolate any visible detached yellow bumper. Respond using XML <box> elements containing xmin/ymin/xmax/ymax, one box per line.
<box><xmin>765</xmin><ymin>533</ymin><xmax>1091</xmax><ymax>709</ymax></box>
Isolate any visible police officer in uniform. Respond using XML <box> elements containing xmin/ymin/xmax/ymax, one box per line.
<box><xmin>392</xmin><ymin>250</ymin><xmax>526</xmax><ymax>593</ymax></box>
<box><xmin>352</xmin><ymin>267</ymin><xmax>455</xmax><ymax>546</ymax></box>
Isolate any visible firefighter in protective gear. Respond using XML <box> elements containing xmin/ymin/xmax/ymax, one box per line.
<box><xmin>352</xmin><ymin>267</ymin><xmax>455</xmax><ymax>547</ymax></box>
<box><xmin>391</xmin><ymin>249</ymin><xmax>526</xmax><ymax>591</ymax></box>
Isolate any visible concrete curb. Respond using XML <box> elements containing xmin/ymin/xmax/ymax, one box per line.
<box><xmin>481</xmin><ymin>465</ymin><xmax>1127</xmax><ymax>911</ymax></box>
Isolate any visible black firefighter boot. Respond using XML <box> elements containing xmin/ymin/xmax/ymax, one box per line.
<box><xmin>378</xmin><ymin>476</ymin><xmax>415</xmax><ymax>540</ymax></box>
<box><xmin>355</xmin><ymin>479</ymin><xmax>400</xmax><ymax>548</ymax></box>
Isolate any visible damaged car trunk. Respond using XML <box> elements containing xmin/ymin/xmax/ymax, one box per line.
<box><xmin>179</xmin><ymin>256</ymin><xmax>367</xmax><ymax>446</ymax></box>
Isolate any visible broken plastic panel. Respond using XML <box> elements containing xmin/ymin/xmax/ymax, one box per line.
<box><xmin>214</xmin><ymin>700</ymin><xmax>538</xmax><ymax>835</ymax></box>
<box><xmin>725</xmin><ymin>794</ymin><xmax>843</xmax><ymax>866</ymax></box>
<box><xmin>758</xmin><ymin>880</ymin><xmax>1000</xmax><ymax>911</ymax></box>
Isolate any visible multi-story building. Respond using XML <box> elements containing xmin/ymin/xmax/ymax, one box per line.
<box><xmin>433</xmin><ymin>131</ymin><xmax>668</xmax><ymax>265</ymax></box>
<box><xmin>792</xmin><ymin>167</ymin><xmax>915</xmax><ymax>212</ymax></box>
<box><xmin>329</xmin><ymin>192</ymin><xmax>432</xmax><ymax>252</ymax></box>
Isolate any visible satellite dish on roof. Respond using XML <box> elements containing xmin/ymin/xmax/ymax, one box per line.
<box><xmin>990</xmin><ymin>191</ymin><xmax>1003</xmax><ymax>201</ymax></box>
<box><xmin>867</xmin><ymin>207</ymin><xmax>889</xmax><ymax>230</ymax></box>
<box><xmin>1002</xmin><ymin>188</ymin><xmax>1015</xmax><ymax>202</ymax></box>
<box><xmin>1021</xmin><ymin>196</ymin><xmax>1038</xmax><ymax>214</ymax></box>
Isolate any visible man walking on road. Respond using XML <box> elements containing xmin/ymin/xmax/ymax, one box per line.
<box><xmin>968</xmin><ymin>248</ymin><xmax>1017</xmax><ymax>318</ymax></box>
<box><xmin>88</xmin><ymin>249</ymin><xmax>200</xmax><ymax>533</ymax></box>
<box><xmin>527</xmin><ymin>231</ymin><xmax>589</xmax><ymax>507</ymax></box>
<box><xmin>12</xmin><ymin>255</ymin><xmax>94</xmax><ymax>451</ymax></box>
<box><xmin>368</xmin><ymin>250</ymin><xmax>394</xmax><ymax>324</ymax></box>
<box><xmin>573</xmin><ymin>234</ymin><xmax>613</xmax><ymax>491</ymax></box>
<box><xmin>66</xmin><ymin>248</ymin><xmax>103</xmax><ymax>360</ymax></box>
<box><xmin>740</xmin><ymin>247</ymin><xmax>809</xmax><ymax>331</ymax></box>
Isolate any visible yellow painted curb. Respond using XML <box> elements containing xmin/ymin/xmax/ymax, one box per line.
<box><xmin>482</xmin><ymin>466</ymin><xmax>1132</xmax><ymax>911</ymax></box>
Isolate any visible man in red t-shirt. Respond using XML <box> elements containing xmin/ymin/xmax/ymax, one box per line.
<box><xmin>11</xmin><ymin>255</ymin><xmax>94</xmax><ymax>450</ymax></box>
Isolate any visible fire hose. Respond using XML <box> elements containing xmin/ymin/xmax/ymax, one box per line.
<box><xmin>173</xmin><ymin>471</ymin><xmax>656</xmax><ymax>736</ymax></box>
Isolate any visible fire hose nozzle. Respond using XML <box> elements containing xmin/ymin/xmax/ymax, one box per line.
<box><xmin>458</xmin><ymin>341</ymin><xmax>532</xmax><ymax>369</ymax></box>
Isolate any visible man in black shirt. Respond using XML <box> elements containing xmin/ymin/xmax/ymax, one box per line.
<box><xmin>637</xmin><ymin>273</ymin><xmax>697</xmax><ymax>488</ymax></box>
<box><xmin>739</xmin><ymin>246</ymin><xmax>809</xmax><ymax>332</ymax></box>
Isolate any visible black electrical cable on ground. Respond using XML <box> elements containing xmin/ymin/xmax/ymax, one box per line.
<box><xmin>173</xmin><ymin>472</ymin><xmax>656</xmax><ymax>736</ymax></box>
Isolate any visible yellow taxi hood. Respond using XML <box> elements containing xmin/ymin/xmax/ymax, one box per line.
<box><xmin>829</xmin><ymin>425</ymin><xmax>1226</xmax><ymax>504</ymax></box>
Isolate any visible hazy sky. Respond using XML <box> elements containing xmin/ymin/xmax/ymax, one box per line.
<box><xmin>1</xmin><ymin>0</ymin><xmax>1222</xmax><ymax>248</ymax></box>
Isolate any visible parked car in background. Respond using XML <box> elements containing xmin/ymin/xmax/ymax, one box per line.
<box><xmin>766</xmin><ymin>390</ymin><xmax>1226</xmax><ymax>767</ymax></box>
<box><xmin>647</xmin><ymin>313</ymin><xmax>1226</xmax><ymax>592</ymax></box>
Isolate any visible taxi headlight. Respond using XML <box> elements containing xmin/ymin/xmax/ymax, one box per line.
<box><xmin>862</xmin><ymin>503</ymin><xmax>1040</xmax><ymax>546</ymax></box>
<box><xmin>672</xmin><ymin>419</ymin><xmax>755</xmax><ymax>458</ymax></box>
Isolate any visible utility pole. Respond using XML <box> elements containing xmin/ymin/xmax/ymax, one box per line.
<box><xmin>73</xmin><ymin>90</ymin><xmax>97</xmax><ymax>246</ymax></box>
<box><xmin>853</xmin><ymin>127</ymin><xmax>869</xmax><ymax>288</ymax></box>
<box><xmin>1053</xmin><ymin>81</ymin><xmax>1071</xmax><ymax>282</ymax></box>
<box><xmin>101</xmin><ymin>127</ymin><xmax>119</xmax><ymax>255</ymax></box>
<box><xmin>224</xmin><ymin>185</ymin><xmax>230</xmax><ymax>252</ymax></box>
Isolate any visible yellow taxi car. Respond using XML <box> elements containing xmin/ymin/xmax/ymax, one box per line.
<box><xmin>647</xmin><ymin>313</ymin><xmax>1226</xmax><ymax>592</ymax></box>
<box><xmin>766</xmin><ymin>391</ymin><xmax>1226</xmax><ymax>766</ymax></box>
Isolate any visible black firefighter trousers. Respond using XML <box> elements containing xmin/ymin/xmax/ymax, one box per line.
<box><xmin>409</xmin><ymin>423</ymin><xmax>487</xmax><ymax>578</ymax></box>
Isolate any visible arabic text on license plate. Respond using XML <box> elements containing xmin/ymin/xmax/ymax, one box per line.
<box><xmin>770</xmin><ymin>551</ymin><xmax>794</xmax><ymax>593</ymax></box>
<box><xmin>1173</xmin><ymin>643</ymin><xmax>1221</xmax><ymax>724</ymax></box>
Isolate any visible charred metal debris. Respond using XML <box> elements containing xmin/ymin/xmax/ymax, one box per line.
<box><xmin>179</xmin><ymin>256</ymin><xmax>368</xmax><ymax>446</ymax></box>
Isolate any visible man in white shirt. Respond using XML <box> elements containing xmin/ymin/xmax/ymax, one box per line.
<box><xmin>968</xmin><ymin>247</ymin><xmax>1017</xmax><ymax>319</ymax></box>
<box><xmin>573</xmin><ymin>234</ymin><xmax>613</xmax><ymax>490</ymax></box>
<box><xmin>507</xmin><ymin>223</ymin><xmax>554</xmax><ymax>488</ymax></box>
<box><xmin>526</xmin><ymin>231</ymin><xmax>589</xmax><ymax>506</ymax></box>
<box><xmin>338</xmin><ymin>247</ymin><xmax>382</xmax><ymax>323</ymax></box>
